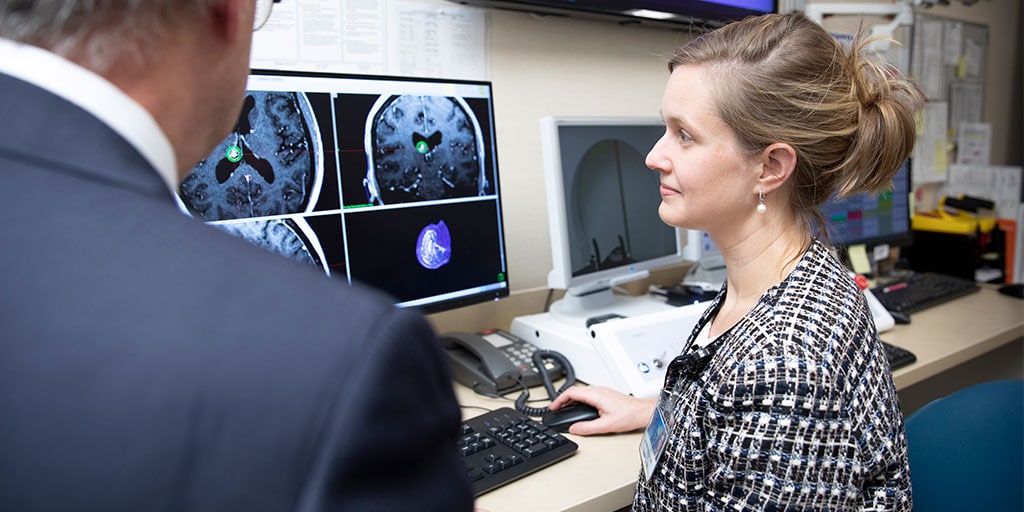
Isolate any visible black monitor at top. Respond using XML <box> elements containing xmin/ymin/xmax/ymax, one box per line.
<box><xmin>177</xmin><ymin>69</ymin><xmax>510</xmax><ymax>313</ymax></box>
<box><xmin>451</xmin><ymin>0</ymin><xmax>775</xmax><ymax>30</ymax></box>
<box><xmin>819</xmin><ymin>160</ymin><xmax>912</xmax><ymax>262</ymax></box>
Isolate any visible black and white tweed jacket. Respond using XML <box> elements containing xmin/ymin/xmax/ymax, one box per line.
<box><xmin>633</xmin><ymin>239</ymin><xmax>912</xmax><ymax>511</ymax></box>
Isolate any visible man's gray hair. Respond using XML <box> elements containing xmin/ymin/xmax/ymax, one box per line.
<box><xmin>0</xmin><ymin>1</ymin><xmax>213</xmax><ymax>72</ymax></box>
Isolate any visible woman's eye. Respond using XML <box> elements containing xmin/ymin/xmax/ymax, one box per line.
<box><xmin>679</xmin><ymin>130</ymin><xmax>693</xmax><ymax>143</ymax></box>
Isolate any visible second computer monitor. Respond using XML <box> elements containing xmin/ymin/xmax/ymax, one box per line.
<box><xmin>540</xmin><ymin>116</ymin><xmax>685</xmax><ymax>302</ymax></box>
<box><xmin>820</xmin><ymin>160</ymin><xmax>913</xmax><ymax>267</ymax></box>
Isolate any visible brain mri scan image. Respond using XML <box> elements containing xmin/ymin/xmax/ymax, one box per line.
<box><xmin>215</xmin><ymin>218</ymin><xmax>330</xmax><ymax>276</ymax></box>
<box><xmin>363</xmin><ymin>95</ymin><xmax>487</xmax><ymax>205</ymax></box>
<box><xmin>180</xmin><ymin>91</ymin><xmax>322</xmax><ymax>221</ymax></box>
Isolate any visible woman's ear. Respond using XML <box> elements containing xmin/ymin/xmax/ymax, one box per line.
<box><xmin>757</xmin><ymin>142</ymin><xmax>797</xmax><ymax>194</ymax></box>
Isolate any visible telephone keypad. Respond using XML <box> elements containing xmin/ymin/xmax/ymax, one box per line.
<box><xmin>486</xmin><ymin>329</ymin><xmax>561</xmax><ymax>378</ymax></box>
<box><xmin>501</xmin><ymin>343</ymin><xmax>556</xmax><ymax>375</ymax></box>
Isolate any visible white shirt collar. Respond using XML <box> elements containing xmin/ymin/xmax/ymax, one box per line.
<box><xmin>0</xmin><ymin>37</ymin><xmax>179</xmax><ymax>196</ymax></box>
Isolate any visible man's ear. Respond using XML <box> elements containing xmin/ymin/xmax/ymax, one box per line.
<box><xmin>757</xmin><ymin>142</ymin><xmax>797</xmax><ymax>194</ymax></box>
<box><xmin>208</xmin><ymin>0</ymin><xmax>250</xmax><ymax>43</ymax></box>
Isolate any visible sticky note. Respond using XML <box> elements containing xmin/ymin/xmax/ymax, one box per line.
<box><xmin>848</xmin><ymin>244</ymin><xmax>872</xmax><ymax>275</ymax></box>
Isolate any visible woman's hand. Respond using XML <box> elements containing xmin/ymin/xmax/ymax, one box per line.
<box><xmin>549</xmin><ymin>386</ymin><xmax>658</xmax><ymax>436</ymax></box>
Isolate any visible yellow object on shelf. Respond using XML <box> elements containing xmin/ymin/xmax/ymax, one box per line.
<box><xmin>912</xmin><ymin>197</ymin><xmax>997</xmax><ymax>235</ymax></box>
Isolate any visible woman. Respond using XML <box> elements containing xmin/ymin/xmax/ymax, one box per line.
<box><xmin>550</xmin><ymin>12</ymin><xmax>924</xmax><ymax>511</ymax></box>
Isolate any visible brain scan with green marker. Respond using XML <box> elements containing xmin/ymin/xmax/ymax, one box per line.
<box><xmin>179</xmin><ymin>90</ymin><xmax>322</xmax><ymax>221</ymax></box>
<box><xmin>362</xmin><ymin>95</ymin><xmax>488</xmax><ymax>205</ymax></box>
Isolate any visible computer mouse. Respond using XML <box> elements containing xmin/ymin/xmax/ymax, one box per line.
<box><xmin>998</xmin><ymin>283</ymin><xmax>1024</xmax><ymax>299</ymax></box>
<box><xmin>541</xmin><ymin>403</ymin><xmax>600</xmax><ymax>433</ymax></box>
<box><xmin>889</xmin><ymin>310</ymin><xmax>911</xmax><ymax>324</ymax></box>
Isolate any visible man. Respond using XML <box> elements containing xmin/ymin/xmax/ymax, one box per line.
<box><xmin>0</xmin><ymin>1</ymin><xmax>473</xmax><ymax>510</ymax></box>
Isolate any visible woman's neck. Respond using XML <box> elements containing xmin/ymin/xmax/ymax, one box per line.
<box><xmin>709</xmin><ymin>222</ymin><xmax>810</xmax><ymax>338</ymax></box>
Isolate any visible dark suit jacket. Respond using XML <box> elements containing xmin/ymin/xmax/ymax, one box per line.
<box><xmin>0</xmin><ymin>72</ymin><xmax>473</xmax><ymax>511</ymax></box>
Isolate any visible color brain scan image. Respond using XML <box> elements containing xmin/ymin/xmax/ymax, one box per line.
<box><xmin>180</xmin><ymin>91</ymin><xmax>321</xmax><ymax>221</ymax></box>
<box><xmin>416</xmin><ymin>220</ymin><xmax>452</xmax><ymax>270</ymax></box>
<box><xmin>363</xmin><ymin>95</ymin><xmax>487</xmax><ymax>205</ymax></box>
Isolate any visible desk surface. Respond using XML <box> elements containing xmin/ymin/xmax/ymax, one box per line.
<box><xmin>460</xmin><ymin>286</ymin><xmax>1023</xmax><ymax>512</ymax></box>
<box><xmin>883</xmin><ymin>286</ymin><xmax>1024</xmax><ymax>389</ymax></box>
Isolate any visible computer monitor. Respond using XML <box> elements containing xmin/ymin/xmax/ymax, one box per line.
<box><xmin>540</xmin><ymin>116</ymin><xmax>687</xmax><ymax>319</ymax></box>
<box><xmin>178</xmin><ymin>69</ymin><xmax>510</xmax><ymax>313</ymax></box>
<box><xmin>452</xmin><ymin>0</ymin><xmax>775</xmax><ymax>30</ymax></box>
<box><xmin>819</xmin><ymin>160</ymin><xmax>913</xmax><ymax>271</ymax></box>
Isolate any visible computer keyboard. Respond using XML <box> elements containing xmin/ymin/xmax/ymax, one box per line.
<box><xmin>870</xmin><ymin>272</ymin><xmax>979</xmax><ymax>314</ymax></box>
<box><xmin>458</xmin><ymin>407</ymin><xmax>578</xmax><ymax>496</ymax></box>
<box><xmin>881</xmin><ymin>340</ymin><xmax>916</xmax><ymax>370</ymax></box>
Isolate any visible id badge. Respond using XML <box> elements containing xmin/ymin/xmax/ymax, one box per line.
<box><xmin>640</xmin><ymin>396</ymin><xmax>676</xmax><ymax>481</ymax></box>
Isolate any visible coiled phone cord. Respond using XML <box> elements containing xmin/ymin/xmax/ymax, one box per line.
<box><xmin>514</xmin><ymin>350</ymin><xmax>576</xmax><ymax>417</ymax></box>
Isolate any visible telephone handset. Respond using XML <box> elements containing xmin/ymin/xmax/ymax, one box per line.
<box><xmin>441</xmin><ymin>329</ymin><xmax>565</xmax><ymax>395</ymax></box>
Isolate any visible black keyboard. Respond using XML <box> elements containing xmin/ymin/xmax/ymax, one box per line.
<box><xmin>458</xmin><ymin>407</ymin><xmax>578</xmax><ymax>496</ymax></box>
<box><xmin>871</xmin><ymin>272</ymin><xmax>979</xmax><ymax>314</ymax></box>
<box><xmin>881</xmin><ymin>340</ymin><xmax>916</xmax><ymax>370</ymax></box>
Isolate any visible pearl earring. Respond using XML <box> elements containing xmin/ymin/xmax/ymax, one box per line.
<box><xmin>756</xmin><ymin>189</ymin><xmax>767</xmax><ymax>214</ymax></box>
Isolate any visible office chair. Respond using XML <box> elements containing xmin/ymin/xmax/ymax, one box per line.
<box><xmin>904</xmin><ymin>379</ymin><xmax>1024</xmax><ymax>512</ymax></box>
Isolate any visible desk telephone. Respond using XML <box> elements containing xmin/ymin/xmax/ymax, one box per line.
<box><xmin>441</xmin><ymin>329</ymin><xmax>565</xmax><ymax>395</ymax></box>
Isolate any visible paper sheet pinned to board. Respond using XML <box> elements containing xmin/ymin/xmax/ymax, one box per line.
<box><xmin>913</xmin><ymin>101</ymin><xmax>949</xmax><ymax>185</ymax></box>
<box><xmin>250</xmin><ymin>0</ymin><xmax>487</xmax><ymax>79</ymax></box>
<box><xmin>956</xmin><ymin>122</ymin><xmax>991</xmax><ymax>166</ymax></box>
<box><xmin>389</xmin><ymin>0</ymin><xmax>489</xmax><ymax>80</ymax></box>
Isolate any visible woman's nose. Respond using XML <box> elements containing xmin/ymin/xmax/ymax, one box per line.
<box><xmin>646</xmin><ymin>140</ymin><xmax>669</xmax><ymax>173</ymax></box>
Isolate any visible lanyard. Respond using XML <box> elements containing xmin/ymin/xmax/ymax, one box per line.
<box><xmin>641</xmin><ymin>336</ymin><xmax>725</xmax><ymax>481</ymax></box>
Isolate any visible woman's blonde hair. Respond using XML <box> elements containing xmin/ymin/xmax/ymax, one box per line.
<box><xmin>668</xmin><ymin>12</ymin><xmax>925</xmax><ymax>236</ymax></box>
